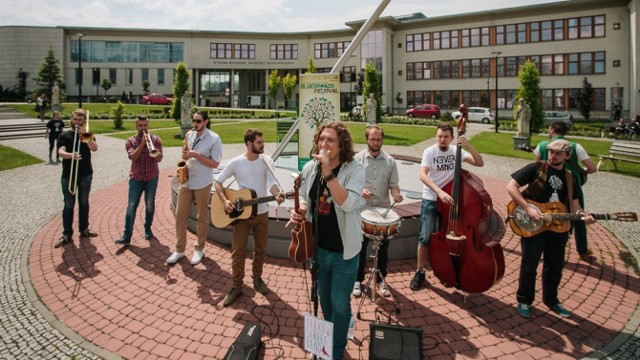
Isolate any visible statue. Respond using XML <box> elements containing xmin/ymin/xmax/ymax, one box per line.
<box><xmin>365</xmin><ymin>93</ymin><xmax>377</xmax><ymax>125</ymax></box>
<box><xmin>180</xmin><ymin>91</ymin><xmax>192</xmax><ymax>127</ymax></box>
<box><xmin>51</xmin><ymin>82</ymin><xmax>60</xmax><ymax>106</ymax></box>
<box><xmin>516</xmin><ymin>98</ymin><xmax>531</xmax><ymax>137</ymax></box>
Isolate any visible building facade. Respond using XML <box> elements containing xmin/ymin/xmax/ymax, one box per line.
<box><xmin>1</xmin><ymin>0</ymin><xmax>637</xmax><ymax>120</ymax></box>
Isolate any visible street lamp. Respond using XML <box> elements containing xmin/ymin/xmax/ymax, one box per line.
<box><xmin>77</xmin><ymin>33</ymin><xmax>85</xmax><ymax>108</ymax></box>
<box><xmin>492</xmin><ymin>51</ymin><xmax>502</xmax><ymax>133</ymax></box>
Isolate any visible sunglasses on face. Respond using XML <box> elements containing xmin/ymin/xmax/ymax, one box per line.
<box><xmin>192</xmin><ymin>119</ymin><xmax>203</xmax><ymax>124</ymax></box>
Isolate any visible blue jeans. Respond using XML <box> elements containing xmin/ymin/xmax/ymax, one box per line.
<box><xmin>61</xmin><ymin>174</ymin><xmax>92</xmax><ymax>236</ymax></box>
<box><xmin>123</xmin><ymin>178</ymin><xmax>159</xmax><ymax>237</ymax></box>
<box><xmin>316</xmin><ymin>247</ymin><xmax>358</xmax><ymax>360</ymax></box>
<box><xmin>418</xmin><ymin>199</ymin><xmax>440</xmax><ymax>247</ymax></box>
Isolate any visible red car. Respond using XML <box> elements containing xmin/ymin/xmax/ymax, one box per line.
<box><xmin>406</xmin><ymin>104</ymin><xmax>441</xmax><ymax>119</ymax></box>
<box><xmin>142</xmin><ymin>93</ymin><xmax>174</xmax><ymax>105</ymax></box>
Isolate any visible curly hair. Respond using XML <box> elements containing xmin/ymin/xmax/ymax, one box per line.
<box><xmin>311</xmin><ymin>121</ymin><xmax>355</xmax><ymax>163</ymax></box>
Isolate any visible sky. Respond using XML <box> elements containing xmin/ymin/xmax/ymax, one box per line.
<box><xmin>0</xmin><ymin>0</ymin><xmax>564</xmax><ymax>33</ymax></box>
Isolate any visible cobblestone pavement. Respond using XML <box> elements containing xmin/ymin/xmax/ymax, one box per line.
<box><xmin>0</xmin><ymin>115</ymin><xmax>638</xmax><ymax>359</ymax></box>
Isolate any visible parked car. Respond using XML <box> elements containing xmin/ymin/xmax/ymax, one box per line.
<box><xmin>543</xmin><ymin>111</ymin><xmax>573</xmax><ymax>126</ymax></box>
<box><xmin>142</xmin><ymin>93</ymin><xmax>174</xmax><ymax>105</ymax></box>
<box><xmin>406</xmin><ymin>104</ymin><xmax>441</xmax><ymax>119</ymax></box>
<box><xmin>452</xmin><ymin>107</ymin><xmax>495</xmax><ymax>124</ymax></box>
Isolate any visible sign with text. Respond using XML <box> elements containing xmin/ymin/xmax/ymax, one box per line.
<box><xmin>304</xmin><ymin>312</ymin><xmax>333</xmax><ymax>360</ymax></box>
<box><xmin>297</xmin><ymin>73</ymin><xmax>340</xmax><ymax>170</ymax></box>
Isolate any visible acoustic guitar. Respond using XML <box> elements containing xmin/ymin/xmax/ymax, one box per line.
<box><xmin>506</xmin><ymin>199</ymin><xmax>637</xmax><ymax>237</ymax></box>
<box><xmin>211</xmin><ymin>188</ymin><xmax>294</xmax><ymax>228</ymax></box>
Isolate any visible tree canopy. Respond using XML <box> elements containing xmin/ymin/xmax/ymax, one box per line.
<box><xmin>32</xmin><ymin>46</ymin><xmax>63</xmax><ymax>101</ymax></box>
<box><xmin>516</xmin><ymin>61</ymin><xmax>543</xmax><ymax>133</ymax></box>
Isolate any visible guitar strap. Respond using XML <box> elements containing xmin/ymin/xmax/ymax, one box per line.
<box><xmin>261</xmin><ymin>155</ymin><xmax>284</xmax><ymax>194</ymax></box>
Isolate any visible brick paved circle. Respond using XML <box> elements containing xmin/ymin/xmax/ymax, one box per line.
<box><xmin>29</xmin><ymin>168</ymin><xmax>640</xmax><ymax>359</ymax></box>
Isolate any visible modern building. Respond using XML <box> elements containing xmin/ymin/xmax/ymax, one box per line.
<box><xmin>1</xmin><ymin>0</ymin><xmax>637</xmax><ymax>120</ymax></box>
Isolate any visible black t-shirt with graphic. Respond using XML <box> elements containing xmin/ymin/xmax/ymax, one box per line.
<box><xmin>57</xmin><ymin>131</ymin><xmax>94</xmax><ymax>179</ymax></box>
<box><xmin>511</xmin><ymin>162</ymin><xmax>578</xmax><ymax>207</ymax></box>
<box><xmin>310</xmin><ymin>166</ymin><xmax>343</xmax><ymax>253</ymax></box>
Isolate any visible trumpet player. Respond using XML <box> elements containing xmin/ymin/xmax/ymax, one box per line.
<box><xmin>167</xmin><ymin>111</ymin><xmax>222</xmax><ymax>265</ymax></box>
<box><xmin>55</xmin><ymin>108</ymin><xmax>98</xmax><ymax>248</ymax></box>
<box><xmin>115</xmin><ymin>115</ymin><xmax>163</xmax><ymax>246</ymax></box>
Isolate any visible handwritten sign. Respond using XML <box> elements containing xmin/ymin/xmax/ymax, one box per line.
<box><xmin>304</xmin><ymin>312</ymin><xmax>333</xmax><ymax>360</ymax></box>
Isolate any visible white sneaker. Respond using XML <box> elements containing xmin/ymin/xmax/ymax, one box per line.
<box><xmin>380</xmin><ymin>282</ymin><xmax>390</xmax><ymax>297</ymax></box>
<box><xmin>166</xmin><ymin>251</ymin><xmax>184</xmax><ymax>264</ymax></box>
<box><xmin>191</xmin><ymin>250</ymin><xmax>204</xmax><ymax>265</ymax></box>
<box><xmin>352</xmin><ymin>281</ymin><xmax>362</xmax><ymax>297</ymax></box>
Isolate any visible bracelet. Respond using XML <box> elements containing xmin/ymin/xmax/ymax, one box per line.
<box><xmin>323</xmin><ymin>173</ymin><xmax>336</xmax><ymax>182</ymax></box>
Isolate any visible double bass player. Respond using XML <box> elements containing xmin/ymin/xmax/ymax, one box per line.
<box><xmin>410</xmin><ymin>119</ymin><xmax>484</xmax><ymax>291</ymax></box>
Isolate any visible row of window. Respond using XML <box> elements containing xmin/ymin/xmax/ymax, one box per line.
<box><xmin>75</xmin><ymin>68</ymin><xmax>170</xmax><ymax>86</ymax></box>
<box><xmin>71</xmin><ymin>41</ymin><xmax>184</xmax><ymax>63</ymax></box>
<box><xmin>405</xmin><ymin>51</ymin><xmax>606</xmax><ymax>80</ymax></box>
<box><xmin>406</xmin><ymin>15</ymin><xmax>606</xmax><ymax>51</ymax></box>
<box><xmin>406</xmin><ymin>87</ymin><xmax>607</xmax><ymax>111</ymax></box>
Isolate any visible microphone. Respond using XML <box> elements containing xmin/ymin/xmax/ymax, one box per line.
<box><xmin>317</xmin><ymin>149</ymin><xmax>324</xmax><ymax>170</ymax></box>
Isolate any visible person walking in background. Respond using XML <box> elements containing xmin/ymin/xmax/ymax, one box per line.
<box><xmin>533</xmin><ymin>121</ymin><xmax>597</xmax><ymax>261</ymax></box>
<box><xmin>410</xmin><ymin>122</ymin><xmax>484</xmax><ymax>291</ymax></box>
<box><xmin>288</xmin><ymin>121</ymin><xmax>365</xmax><ymax>360</ymax></box>
<box><xmin>45</xmin><ymin>110</ymin><xmax>64</xmax><ymax>164</ymax></box>
<box><xmin>167</xmin><ymin>111</ymin><xmax>222</xmax><ymax>265</ymax></box>
<box><xmin>213</xmin><ymin>128</ymin><xmax>284</xmax><ymax>307</ymax></box>
<box><xmin>115</xmin><ymin>115</ymin><xmax>163</xmax><ymax>246</ymax></box>
<box><xmin>37</xmin><ymin>92</ymin><xmax>48</xmax><ymax>121</ymax></box>
<box><xmin>508</xmin><ymin>139</ymin><xmax>595</xmax><ymax>318</ymax></box>
<box><xmin>55</xmin><ymin>108</ymin><xmax>98</xmax><ymax>248</ymax></box>
<box><xmin>353</xmin><ymin>125</ymin><xmax>403</xmax><ymax>298</ymax></box>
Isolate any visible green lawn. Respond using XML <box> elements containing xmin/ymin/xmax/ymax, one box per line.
<box><xmin>0</xmin><ymin>144</ymin><xmax>43</xmax><ymax>171</ymax></box>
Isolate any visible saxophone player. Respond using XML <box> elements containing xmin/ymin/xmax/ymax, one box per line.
<box><xmin>167</xmin><ymin>111</ymin><xmax>223</xmax><ymax>265</ymax></box>
<box><xmin>115</xmin><ymin>115</ymin><xmax>163</xmax><ymax>245</ymax></box>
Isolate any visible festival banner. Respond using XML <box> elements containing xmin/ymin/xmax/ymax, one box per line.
<box><xmin>297</xmin><ymin>73</ymin><xmax>340</xmax><ymax>169</ymax></box>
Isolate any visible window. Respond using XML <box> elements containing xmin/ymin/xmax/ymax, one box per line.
<box><xmin>92</xmin><ymin>68</ymin><xmax>100</xmax><ymax>85</ymax></box>
<box><xmin>270</xmin><ymin>44</ymin><xmax>298</xmax><ymax>60</ymax></box>
<box><xmin>70</xmin><ymin>40</ymin><xmax>184</xmax><ymax>63</ymax></box>
<box><xmin>342</xmin><ymin>66</ymin><xmax>356</xmax><ymax>82</ymax></box>
<box><xmin>406</xmin><ymin>90</ymin><xmax>432</xmax><ymax>108</ymax></box>
<box><xmin>75</xmin><ymin>68</ymin><xmax>82</xmax><ymax>85</ymax></box>
<box><xmin>406</xmin><ymin>62</ymin><xmax>431</xmax><ymax>80</ymax></box>
<box><xmin>568</xmin><ymin>16</ymin><xmax>605</xmax><ymax>39</ymax></box>
<box><xmin>406</xmin><ymin>33</ymin><xmax>429</xmax><ymax>52</ymax></box>
<box><xmin>210</xmin><ymin>43</ymin><xmax>255</xmax><ymax>59</ymax></box>
<box><xmin>142</xmin><ymin>68</ymin><xmax>149</xmax><ymax>82</ymax></box>
<box><xmin>125</xmin><ymin>69</ymin><xmax>133</xmax><ymax>85</ymax></box>
<box><xmin>157</xmin><ymin>69</ymin><xmax>165</xmax><ymax>85</ymax></box>
<box><xmin>314</xmin><ymin>41</ymin><xmax>350</xmax><ymax>58</ymax></box>
<box><xmin>109</xmin><ymin>68</ymin><xmax>117</xmax><ymax>84</ymax></box>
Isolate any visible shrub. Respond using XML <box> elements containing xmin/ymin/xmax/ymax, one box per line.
<box><xmin>111</xmin><ymin>101</ymin><xmax>125</xmax><ymax>129</ymax></box>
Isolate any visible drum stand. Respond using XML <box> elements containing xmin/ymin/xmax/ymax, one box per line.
<box><xmin>356</xmin><ymin>233</ymin><xmax>400</xmax><ymax>321</ymax></box>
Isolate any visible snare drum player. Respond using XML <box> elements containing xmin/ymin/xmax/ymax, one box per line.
<box><xmin>353</xmin><ymin>125</ymin><xmax>403</xmax><ymax>297</ymax></box>
<box><xmin>410</xmin><ymin>121</ymin><xmax>484</xmax><ymax>291</ymax></box>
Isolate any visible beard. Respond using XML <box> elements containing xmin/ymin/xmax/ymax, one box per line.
<box><xmin>251</xmin><ymin>144</ymin><xmax>264</xmax><ymax>154</ymax></box>
<box><xmin>368</xmin><ymin>144</ymin><xmax>381</xmax><ymax>153</ymax></box>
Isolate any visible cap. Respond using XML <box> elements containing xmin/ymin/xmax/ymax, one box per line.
<box><xmin>547</xmin><ymin>139</ymin><xmax>572</xmax><ymax>154</ymax></box>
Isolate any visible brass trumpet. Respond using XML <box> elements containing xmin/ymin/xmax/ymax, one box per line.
<box><xmin>144</xmin><ymin>131</ymin><xmax>160</xmax><ymax>158</ymax></box>
<box><xmin>176</xmin><ymin>128</ymin><xmax>194</xmax><ymax>184</ymax></box>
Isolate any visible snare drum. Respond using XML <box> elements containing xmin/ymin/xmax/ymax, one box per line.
<box><xmin>360</xmin><ymin>207</ymin><xmax>402</xmax><ymax>239</ymax></box>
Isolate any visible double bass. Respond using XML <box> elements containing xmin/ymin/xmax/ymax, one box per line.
<box><xmin>428</xmin><ymin>106</ymin><xmax>505</xmax><ymax>293</ymax></box>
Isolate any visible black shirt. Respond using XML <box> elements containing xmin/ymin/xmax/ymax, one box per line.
<box><xmin>57</xmin><ymin>131</ymin><xmax>94</xmax><ymax>178</ymax></box>
<box><xmin>310</xmin><ymin>166</ymin><xmax>343</xmax><ymax>253</ymax></box>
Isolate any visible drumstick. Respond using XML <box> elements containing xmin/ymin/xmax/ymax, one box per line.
<box><xmin>382</xmin><ymin>200</ymin><xmax>397</xmax><ymax>218</ymax></box>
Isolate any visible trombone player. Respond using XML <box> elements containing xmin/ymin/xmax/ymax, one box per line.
<box><xmin>55</xmin><ymin>108</ymin><xmax>98</xmax><ymax>248</ymax></box>
<box><xmin>115</xmin><ymin>115</ymin><xmax>163</xmax><ymax>246</ymax></box>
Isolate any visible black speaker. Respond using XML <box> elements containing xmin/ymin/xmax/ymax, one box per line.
<box><xmin>223</xmin><ymin>323</ymin><xmax>261</xmax><ymax>360</ymax></box>
<box><xmin>369</xmin><ymin>323</ymin><xmax>422</xmax><ymax>360</ymax></box>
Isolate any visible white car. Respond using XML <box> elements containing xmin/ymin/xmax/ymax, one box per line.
<box><xmin>543</xmin><ymin>111</ymin><xmax>574</xmax><ymax>126</ymax></box>
<box><xmin>452</xmin><ymin>107</ymin><xmax>495</xmax><ymax>123</ymax></box>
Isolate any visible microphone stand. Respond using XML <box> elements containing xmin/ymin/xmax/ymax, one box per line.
<box><xmin>310</xmin><ymin>165</ymin><xmax>322</xmax><ymax>360</ymax></box>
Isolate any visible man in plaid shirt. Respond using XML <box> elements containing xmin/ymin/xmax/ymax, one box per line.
<box><xmin>115</xmin><ymin>115</ymin><xmax>163</xmax><ymax>245</ymax></box>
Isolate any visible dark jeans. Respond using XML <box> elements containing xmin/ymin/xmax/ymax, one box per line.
<box><xmin>516</xmin><ymin>231</ymin><xmax>568</xmax><ymax>307</ymax></box>
<box><xmin>123</xmin><ymin>178</ymin><xmax>159</xmax><ymax>237</ymax></box>
<box><xmin>61</xmin><ymin>174</ymin><xmax>92</xmax><ymax>236</ymax></box>
<box><xmin>48</xmin><ymin>136</ymin><xmax>59</xmax><ymax>160</ymax></box>
<box><xmin>356</xmin><ymin>236</ymin><xmax>389</xmax><ymax>283</ymax></box>
<box><xmin>316</xmin><ymin>247</ymin><xmax>358</xmax><ymax>360</ymax></box>
<box><xmin>573</xmin><ymin>185</ymin><xmax>588</xmax><ymax>254</ymax></box>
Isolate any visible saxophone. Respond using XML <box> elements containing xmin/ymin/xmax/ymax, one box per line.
<box><xmin>176</xmin><ymin>129</ymin><xmax>193</xmax><ymax>184</ymax></box>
